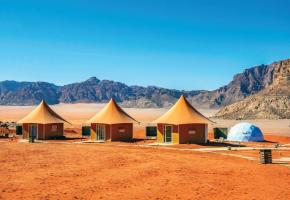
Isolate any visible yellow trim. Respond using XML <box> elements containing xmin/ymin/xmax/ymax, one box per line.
<box><xmin>157</xmin><ymin>129</ymin><xmax>163</xmax><ymax>143</ymax></box>
<box><xmin>157</xmin><ymin>125</ymin><xmax>179</xmax><ymax>144</ymax></box>
<box><xmin>173</xmin><ymin>132</ymin><xmax>179</xmax><ymax>144</ymax></box>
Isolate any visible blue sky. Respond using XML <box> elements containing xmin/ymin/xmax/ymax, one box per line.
<box><xmin>0</xmin><ymin>0</ymin><xmax>289</xmax><ymax>90</ymax></box>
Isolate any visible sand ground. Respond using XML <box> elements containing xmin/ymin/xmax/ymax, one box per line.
<box><xmin>0</xmin><ymin>103</ymin><xmax>289</xmax><ymax>137</ymax></box>
<box><xmin>0</xmin><ymin>142</ymin><xmax>290</xmax><ymax>200</ymax></box>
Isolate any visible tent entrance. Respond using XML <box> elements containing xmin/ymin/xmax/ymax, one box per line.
<box><xmin>29</xmin><ymin>124</ymin><xmax>38</xmax><ymax>140</ymax></box>
<box><xmin>164</xmin><ymin>125</ymin><xmax>172</xmax><ymax>143</ymax></box>
<box><xmin>96</xmin><ymin>125</ymin><xmax>106</xmax><ymax>141</ymax></box>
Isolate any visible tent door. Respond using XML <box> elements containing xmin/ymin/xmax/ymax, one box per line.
<box><xmin>164</xmin><ymin>125</ymin><xmax>172</xmax><ymax>143</ymax></box>
<box><xmin>96</xmin><ymin>125</ymin><xmax>106</xmax><ymax>141</ymax></box>
<box><xmin>29</xmin><ymin>124</ymin><xmax>38</xmax><ymax>139</ymax></box>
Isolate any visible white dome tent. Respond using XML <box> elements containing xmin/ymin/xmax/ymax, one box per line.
<box><xmin>227</xmin><ymin>122</ymin><xmax>264</xmax><ymax>142</ymax></box>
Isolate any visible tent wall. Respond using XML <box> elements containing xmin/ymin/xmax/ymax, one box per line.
<box><xmin>179</xmin><ymin>124</ymin><xmax>206</xmax><ymax>144</ymax></box>
<box><xmin>157</xmin><ymin>123</ymin><xmax>207</xmax><ymax>144</ymax></box>
<box><xmin>157</xmin><ymin>124</ymin><xmax>179</xmax><ymax>144</ymax></box>
<box><xmin>44</xmin><ymin>124</ymin><xmax>64</xmax><ymax>139</ymax></box>
<box><xmin>38</xmin><ymin>124</ymin><xmax>45</xmax><ymax>139</ymax></box>
<box><xmin>22</xmin><ymin>123</ymin><xmax>64</xmax><ymax>140</ymax></box>
<box><xmin>22</xmin><ymin>123</ymin><xmax>29</xmax><ymax>139</ymax></box>
<box><xmin>111</xmin><ymin>123</ymin><xmax>133</xmax><ymax>141</ymax></box>
<box><xmin>90</xmin><ymin>125</ymin><xmax>95</xmax><ymax>140</ymax></box>
<box><xmin>91</xmin><ymin>123</ymin><xmax>133</xmax><ymax>141</ymax></box>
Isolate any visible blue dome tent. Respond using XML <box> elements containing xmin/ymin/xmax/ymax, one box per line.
<box><xmin>227</xmin><ymin>122</ymin><xmax>264</xmax><ymax>142</ymax></box>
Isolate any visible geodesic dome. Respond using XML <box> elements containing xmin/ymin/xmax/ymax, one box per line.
<box><xmin>227</xmin><ymin>122</ymin><xmax>264</xmax><ymax>142</ymax></box>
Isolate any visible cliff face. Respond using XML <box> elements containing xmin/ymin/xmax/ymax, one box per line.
<box><xmin>188</xmin><ymin>63</ymin><xmax>276</xmax><ymax>108</ymax></box>
<box><xmin>215</xmin><ymin>59</ymin><xmax>290</xmax><ymax>119</ymax></box>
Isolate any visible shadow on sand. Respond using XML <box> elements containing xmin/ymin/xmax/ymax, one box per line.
<box><xmin>198</xmin><ymin>141</ymin><xmax>247</xmax><ymax>148</ymax></box>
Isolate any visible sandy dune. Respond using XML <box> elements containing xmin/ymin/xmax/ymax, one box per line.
<box><xmin>0</xmin><ymin>103</ymin><xmax>289</xmax><ymax>137</ymax></box>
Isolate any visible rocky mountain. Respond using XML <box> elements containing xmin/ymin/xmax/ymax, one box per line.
<box><xmin>0</xmin><ymin>81</ymin><xmax>59</xmax><ymax>105</ymax></box>
<box><xmin>0</xmin><ymin>78</ymin><xmax>203</xmax><ymax>107</ymax></box>
<box><xmin>59</xmin><ymin>77</ymin><xmax>202</xmax><ymax>107</ymax></box>
<box><xmin>0</xmin><ymin>58</ymin><xmax>288</xmax><ymax>114</ymax></box>
<box><xmin>215</xmin><ymin>59</ymin><xmax>290</xmax><ymax>119</ymax></box>
<box><xmin>188</xmin><ymin>63</ymin><xmax>276</xmax><ymax>108</ymax></box>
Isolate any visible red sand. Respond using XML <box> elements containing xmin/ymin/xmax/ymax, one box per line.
<box><xmin>264</xmin><ymin>135</ymin><xmax>290</xmax><ymax>143</ymax></box>
<box><xmin>0</xmin><ymin>142</ymin><xmax>289</xmax><ymax>200</ymax></box>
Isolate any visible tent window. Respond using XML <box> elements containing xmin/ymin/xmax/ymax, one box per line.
<box><xmin>118</xmin><ymin>127</ymin><xmax>125</xmax><ymax>133</ymax></box>
<box><xmin>51</xmin><ymin>125</ymin><xmax>57</xmax><ymax>132</ymax></box>
<box><xmin>189</xmin><ymin>129</ymin><xmax>196</xmax><ymax>135</ymax></box>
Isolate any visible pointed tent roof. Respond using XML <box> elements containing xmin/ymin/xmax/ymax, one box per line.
<box><xmin>87</xmin><ymin>98</ymin><xmax>139</xmax><ymax>124</ymax></box>
<box><xmin>153</xmin><ymin>95</ymin><xmax>213</xmax><ymax>125</ymax></box>
<box><xmin>18</xmin><ymin>100</ymin><xmax>70</xmax><ymax>124</ymax></box>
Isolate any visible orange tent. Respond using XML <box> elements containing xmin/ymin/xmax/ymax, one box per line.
<box><xmin>18</xmin><ymin>100</ymin><xmax>70</xmax><ymax>140</ymax></box>
<box><xmin>87</xmin><ymin>98</ymin><xmax>139</xmax><ymax>142</ymax></box>
<box><xmin>153</xmin><ymin>95</ymin><xmax>213</xmax><ymax>144</ymax></box>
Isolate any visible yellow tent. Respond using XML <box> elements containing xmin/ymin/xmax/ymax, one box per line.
<box><xmin>153</xmin><ymin>95</ymin><xmax>212</xmax><ymax>144</ymax></box>
<box><xmin>18</xmin><ymin>100</ymin><xmax>70</xmax><ymax>124</ymax></box>
<box><xmin>154</xmin><ymin>95</ymin><xmax>213</xmax><ymax>125</ymax></box>
<box><xmin>87</xmin><ymin>98</ymin><xmax>139</xmax><ymax>124</ymax></box>
<box><xmin>87</xmin><ymin>98</ymin><xmax>139</xmax><ymax>142</ymax></box>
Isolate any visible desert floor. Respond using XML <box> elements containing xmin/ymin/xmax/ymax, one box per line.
<box><xmin>0</xmin><ymin>142</ymin><xmax>290</xmax><ymax>200</ymax></box>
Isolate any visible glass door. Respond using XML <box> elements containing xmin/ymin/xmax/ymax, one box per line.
<box><xmin>164</xmin><ymin>125</ymin><xmax>172</xmax><ymax>143</ymax></box>
<box><xmin>29</xmin><ymin>124</ymin><xmax>38</xmax><ymax>139</ymax></box>
<box><xmin>96</xmin><ymin>125</ymin><xmax>106</xmax><ymax>141</ymax></box>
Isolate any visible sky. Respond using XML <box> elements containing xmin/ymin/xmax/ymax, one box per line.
<box><xmin>0</xmin><ymin>0</ymin><xmax>289</xmax><ymax>90</ymax></box>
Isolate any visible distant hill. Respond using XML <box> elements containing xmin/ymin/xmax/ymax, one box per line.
<box><xmin>0</xmin><ymin>58</ymin><xmax>288</xmax><ymax>116</ymax></box>
<box><xmin>215</xmin><ymin>59</ymin><xmax>290</xmax><ymax>119</ymax></box>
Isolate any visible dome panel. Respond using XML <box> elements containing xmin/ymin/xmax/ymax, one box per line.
<box><xmin>227</xmin><ymin>122</ymin><xmax>264</xmax><ymax>142</ymax></box>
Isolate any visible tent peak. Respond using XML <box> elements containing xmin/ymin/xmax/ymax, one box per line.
<box><xmin>18</xmin><ymin>100</ymin><xmax>71</xmax><ymax>125</ymax></box>
<box><xmin>179</xmin><ymin>95</ymin><xmax>186</xmax><ymax>101</ymax></box>
<box><xmin>87</xmin><ymin>98</ymin><xmax>139</xmax><ymax>124</ymax></box>
<box><xmin>153</xmin><ymin>95</ymin><xmax>213</xmax><ymax>125</ymax></box>
<box><xmin>109</xmin><ymin>98</ymin><xmax>116</xmax><ymax>102</ymax></box>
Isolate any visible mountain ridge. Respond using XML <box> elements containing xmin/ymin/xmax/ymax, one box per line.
<box><xmin>0</xmin><ymin>59</ymin><xmax>288</xmax><ymax>114</ymax></box>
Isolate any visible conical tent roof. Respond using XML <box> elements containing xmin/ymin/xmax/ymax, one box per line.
<box><xmin>153</xmin><ymin>95</ymin><xmax>213</xmax><ymax>125</ymax></box>
<box><xmin>18</xmin><ymin>100</ymin><xmax>70</xmax><ymax>124</ymax></box>
<box><xmin>87</xmin><ymin>98</ymin><xmax>139</xmax><ymax>124</ymax></box>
